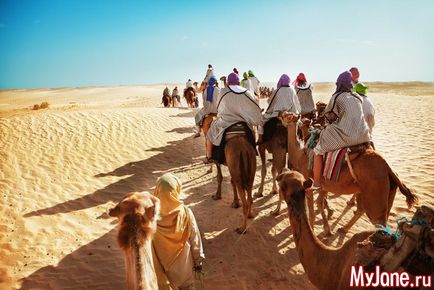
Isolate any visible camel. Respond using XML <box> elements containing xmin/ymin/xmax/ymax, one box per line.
<box><xmin>277</xmin><ymin>169</ymin><xmax>374</xmax><ymax>290</ymax></box>
<box><xmin>109</xmin><ymin>192</ymin><xmax>160</xmax><ymax>290</ymax></box>
<box><xmin>256</xmin><ymin>118</ymin><xmax>287</xmax><ymax>201</ymax></box>
<box><xmin>211</xmin><ymin>125</ymin><xmax>257</xmax><ymax>234</ymax></box>
<box><xmin>219</xmin><ymin>76</ymin><xmax>227</xmax><ymax>88</ymax></box>
<box><xmin>183</xmin><ymin>87</ymin><xmax>197</xmax><ymax>108</ymax></box>
<box><xmin>162</xmin><ymin>95</ymin><xmax>171</xmax><ymax>108</ymax></box>
<box><xmin>274</xmin><ymin>112</ymin><xmax>417</xmax><ymax>235</ymax></box>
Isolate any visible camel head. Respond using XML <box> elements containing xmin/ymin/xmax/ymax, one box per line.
<box><xmin>277</xmin><ymin>169</ymin><xmax>312</xmax><ymax>214</ymax></box>
<box><xmin>109</xmin><ymin>192</ymin><xmax>160</xmax><ymax>248</ymax></box>
<box><xmin>316</xmin><ymin>101</ymin><xmax>327</xmax><ymax>114</ymax></box>
<box><xmin>279</xmin><ymin>112</ymin><xmax>299</xmax><ymax>126</ymax></box>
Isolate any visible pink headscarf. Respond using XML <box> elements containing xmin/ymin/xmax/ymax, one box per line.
<box><xmin>293</xmin><ymin>73</ymin><xmax>307</xmax><ymax>86</ymax></box>
<box><xmin>277</xmin><ymin>74</ymin><xmax>290</xmax><ymax>89</ymax></box>
<box><xmin>227</xmin><ymin>73</ymin><xmax>240</xmax><ymax>86</ymax></box>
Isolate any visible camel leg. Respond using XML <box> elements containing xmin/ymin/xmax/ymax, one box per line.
<box><xmin>317</xmin><ymin>191</ymin><xmax>332</xmax><ymax>236</ymax></box>
<box><xmin>255</xmin><ymin>144</ymin><xmax>266</xmax><ymax>198</ymax></box>
<box><xmin>347</xmin><ymin>194</ymin><xmax>357</xmax><ymax>207</ymax></box>
<box><xmin>270</xmin><ymin>163</ymin><xmax>278</xmax><ymax>195</ymax></box>
<box><xmin>212</xmin><ymin>163</ymin><xmax>222</xmax><ymax>200</ymax></box>
<box><xmin>231</xmin><ymin>178</ymin><xmax>240</xmax><ymax>208</ymax></box>
<box><xmin>338</xmin><ymin>207</ymin><xmax>364</xmax><ymax>233</ymax></box>
<box><xmin>235</xmin><ymin>184</ymin><xmax>249</xmax><ymax>234</ymax></box>
<box><xmin>247</xmin><ymin>186</ymin><xmax>254</xmax><ymax>219</ymax></box>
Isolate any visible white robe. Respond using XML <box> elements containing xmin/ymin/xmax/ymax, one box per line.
<box><xmin>258</xmin><ymin>86</ymin><xmax>300</xmax><ymax>134</ymax></box>
<box><xmin>295</xmin><ymin>83</ymin><xmax>315</xmax><ymax>115</ymax></box>
<box><xmin>248</xmin><ymin>76</ymin><xmax>260</xmax><ymax>96</ymax></box>
<box><xmin>194</xmin><ymin>87</ymin><xmax>220</xmax><ymax>126</ymax></box>
<box><xmin>360</xmin><ymin>94</ymin><xmax>375</xmax><ymax>138</ymax></box>
<box><xmin>186</xmin><ymin>80</ymin><xmax>193</xmax><ymax>88</ymax></box>
<box><xmin>207</xmin><ymin>86</ymin><xmax>262</xmax><ymax>146</ymax></box>
<box><xmin>203</xmin><ymin>68</ymin><xmax>215</xmax><ymax>83</ymax></box>
<box><xmin>314</xmin><ymin>91</ymin><xmax>370</xmax><ymax>154</ymax></box>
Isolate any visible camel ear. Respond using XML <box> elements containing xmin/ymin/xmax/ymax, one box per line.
<box><xmin>303</xmin><ymin>178</ymin><xmax>313</xmax><ymax>189</ymax></box>
<box><xmin>109</xmin><ymin>205</ymin><xmax>120</xmax><ymax>218</ymax></box>
<box><xmin>145</xmin><ymin>197</ymin><xmax>160</xmax><ymax>222</ymax></box>
<box><xmin>277</xmin><ymin>168</ymin><xmax>290</xmax><ymax>182</ymax></box>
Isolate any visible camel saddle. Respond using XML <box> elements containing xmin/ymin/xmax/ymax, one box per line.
<box><xmin>355</xmin><ymin>206</ymin><xmax>434</xmax><ymax>275</ymax></box>
<box><xmin>212</xmin><ymin>122</ymin><xmax>256</xmax><ymax>164</ymax></box>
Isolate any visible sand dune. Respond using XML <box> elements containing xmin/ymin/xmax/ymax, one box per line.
<box><xmin>0</xmin><ymin>83</ymin><xmax>433</xmax><ymax>289</ymax></box>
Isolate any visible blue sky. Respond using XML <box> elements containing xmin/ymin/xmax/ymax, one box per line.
<box><xmin>1</xmin><ymin>0</ymin><xmax>433</xmax><ymax>89</ymax></box>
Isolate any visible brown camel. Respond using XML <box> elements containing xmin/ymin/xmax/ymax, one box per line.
<box><xmin>212</xmin><ymin>131</ymin><xmax>257</xmax><ymax>234</ymax></box>
<box><xmin>277</xmin><ymin>169</ymin><xmax>374</xmax><ymax>290</ymax></box>
<box><xmin>256</xmin><ymin>119</ymin><xmax>287</xmax><ymax>202</ymax></box>
<box><xmin>162</xmin><ymin>95</ymin><xmax>171</xmax><ymax>108</ymax></box>
<box><xmin>183</xmin><ymin>87</ymin><xmax>197</xmax><ymax>108</ymax></box>
<box><xmin>109</xmin><ymin>192</ymin><xmax>160</xmax><ymax>290</ymax></box>
<box><xmin>275</xmin><ymin>112</ymin><xmax>417</xmax><ymax>235</ymax></box>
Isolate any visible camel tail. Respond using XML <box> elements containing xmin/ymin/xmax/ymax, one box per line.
<box><xmin>387</xmin><ymin>164</ymin><xmax>418</xmax><ymax>208</ymax></box>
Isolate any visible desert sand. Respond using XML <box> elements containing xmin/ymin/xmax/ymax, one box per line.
<box><xmin>0</xmin><ymin>82</ymin><xmax>433</xmax><ymax>290</ymax></box>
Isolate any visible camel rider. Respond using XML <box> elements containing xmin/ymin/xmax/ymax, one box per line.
<box><xmin>248</xmin><ymin>70</ymin><xmax>260</xmax><ymax>101</ymax></box>
<box><xmin>311</xmin><ymin>71</ymin><xmax>371</xmax><ymax>189</ymax></box>
<box><xmin>193</xmin><ymin>77</ymin><xmax>220</xmax><ymax>138</ymax></box>
<box><xmin>350</xmin><ymin>67</ymin><xmax>360</xmax><ymax>87</ymax></box>
<box><xmin>163</xmin><ymin>86</ymin><xmax>171</xmax><ymax>97</ymax></box>
<box><xmin>172</xmin><ymin>86</ymin><xmax>180</xmax><ymax>103</ymax></box>
<box><xmin>354</xmin><ymin>82</ymin><xmax>375</xmax><ymax>140</ymax></box>
<box><xmin>186</xmin><ymin>79</ymin><xmax>194</xmax><ymax>89</ymax></box>
<box><xmin>205</xmin><ymin>72</ymin><xmax>262</xmax><ymax>163</ymax></box>
<box><xmin>257</xmin><ymin>74</ymin><xmax>301</xmax><ymax>144</ymax></box>
<box><xmin>241</xmin><ymin>72</ymin><xmax>253</xmax><ymax>93</ymax></box>
<box><xmin>294</xmin><ymin>73</ymin><xmax>315</xmax><ymax>119</ymax></box>
<box><xmin>203</xmin><ymin>64</ymin><xmax>215</xmax><ymax>84</ymax></box>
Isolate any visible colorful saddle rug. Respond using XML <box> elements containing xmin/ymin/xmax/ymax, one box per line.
<box><xmin>322</xmin><ymin>147</ymin><xmax>349</xmax><ymax>181</ymax></box>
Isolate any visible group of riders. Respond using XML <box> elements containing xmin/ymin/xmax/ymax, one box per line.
<box><xmin>189</xmin><ymin>64</ymin><xmax>375</xmax><ymax>193</ymax></box>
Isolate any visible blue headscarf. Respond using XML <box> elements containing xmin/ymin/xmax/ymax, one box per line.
<box><xmin>206</xmin><ymin>76</ymin><xmax>217</xmax><ymax>102</ymax></box>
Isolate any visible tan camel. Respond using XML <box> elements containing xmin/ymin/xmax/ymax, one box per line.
<box><xmin>212</xmin><ymin>131</ymin><xmax>257</xmax><ymax>234</ymax></box>
<box><xmin>277</xmin><ymin>169</ymin><xmax>374</xmax><ymax>290</ymax></box>
<box><xmin>109</xmin><ymin>192</ymin><xmax>160</xmax><ymax>290</ymax></box>
<box><xmin>275</xmin><ymin>112</ymin><xmax>417</xmax><ymax>235</ymax></box>
<box><xmin>219</xmin><ymin>76</ymin><xmax>227</xmax><ymax>88</ymax></box>
<box><xmin>256</xmin><ymin>119</ymin><xmax>287</xmax><ymax>201</ymax></box>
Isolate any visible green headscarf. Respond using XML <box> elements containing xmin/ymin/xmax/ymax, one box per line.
<box><xmin>248</xmin><ymin>70</ymin><xmax>255</xmax><ymax>77</ymax></box>
<box><xmin>243</xmin><ymin>72</ymin><xmax>249</xmax><ymax>80</ymax></box>
<box><xmin>354</xmin><ymin>82</ymin><xmax>368</xmax><ymax>96</ymax></box>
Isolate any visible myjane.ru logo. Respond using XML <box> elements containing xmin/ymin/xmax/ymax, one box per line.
<box><xmin>350</xmin><ymin>266</ymin><xmax>432</xmax><ymax>288</ymax></box>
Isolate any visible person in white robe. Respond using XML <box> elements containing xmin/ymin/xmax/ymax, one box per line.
<box><xmin>293</xmin><ymin>73</ymin><xmax>315</xmax><ymax>118</ymax></box>
<box><xmin>257</xmin><ymin>74</ymin><xmax>300</xmax><ymax>144</ymax></box>
<box><xmin>312</xmin><ymin>71</ymin><xmax>370</xmax><ymax>189</ymax></box>
<box><xmin>354</xmin><ymin>82</ymin><xmax>375</xmax><ymax>139</ymax></box>
<box><xmin>205</xmin><ymin>72</ymin><xmax>262</xmax><ymax>163</ymax></box>
<box><xmin>248</xmin><ymin>70</ymin><xmax>260</xmax><ymax>101</ymax></box>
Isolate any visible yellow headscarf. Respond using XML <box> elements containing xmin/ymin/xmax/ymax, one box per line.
<box><xmin>152</xmin><ymin>173</ymin><xmax>191</xmax><ymax>273</ymax></box>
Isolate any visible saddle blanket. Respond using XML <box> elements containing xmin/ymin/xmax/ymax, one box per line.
<box><xmin>323</xmin><ymin>147</ymin><xmax>349</xmax><ymax>181</ymax></box>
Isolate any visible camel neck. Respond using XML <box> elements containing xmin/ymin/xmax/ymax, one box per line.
<box><xmin>287</xmin><ymin>122</ymin><xmax>308</xmax><ymax>173</ymax></box>
<box><xmin>288</xmin><ymin>190</ymin><xmax>336</xmax><ymax>288</ymax></box>
<box><xmin>124</xmin><ymin>238</ymin><xmax>158</xmax><ymax>290</ymax></box>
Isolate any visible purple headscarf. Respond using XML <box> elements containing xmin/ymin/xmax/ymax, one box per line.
<box><xmin>335</xmin><ymin>71</ymin><xmax>353</xmax><ymax>94</ymax></box>
<box><xmin>206</xmin><ymin>76</ymin><xmax>217</xmax><ymax>102</ymax></box>
<box><xmin>277</xmin><ymin>74</ymin><xmax>290</xmax><ymax>89</ymax></box>
<box><xmin>227</xmin><ymin>73</ymin><xmax>240</xmax><ymax>86</ymax></box>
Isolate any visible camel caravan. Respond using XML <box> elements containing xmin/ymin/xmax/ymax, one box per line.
<box><xmin>112</xmin><ymin>65</ymin><xmax>433</xmax><ymax>290</ymax></box>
